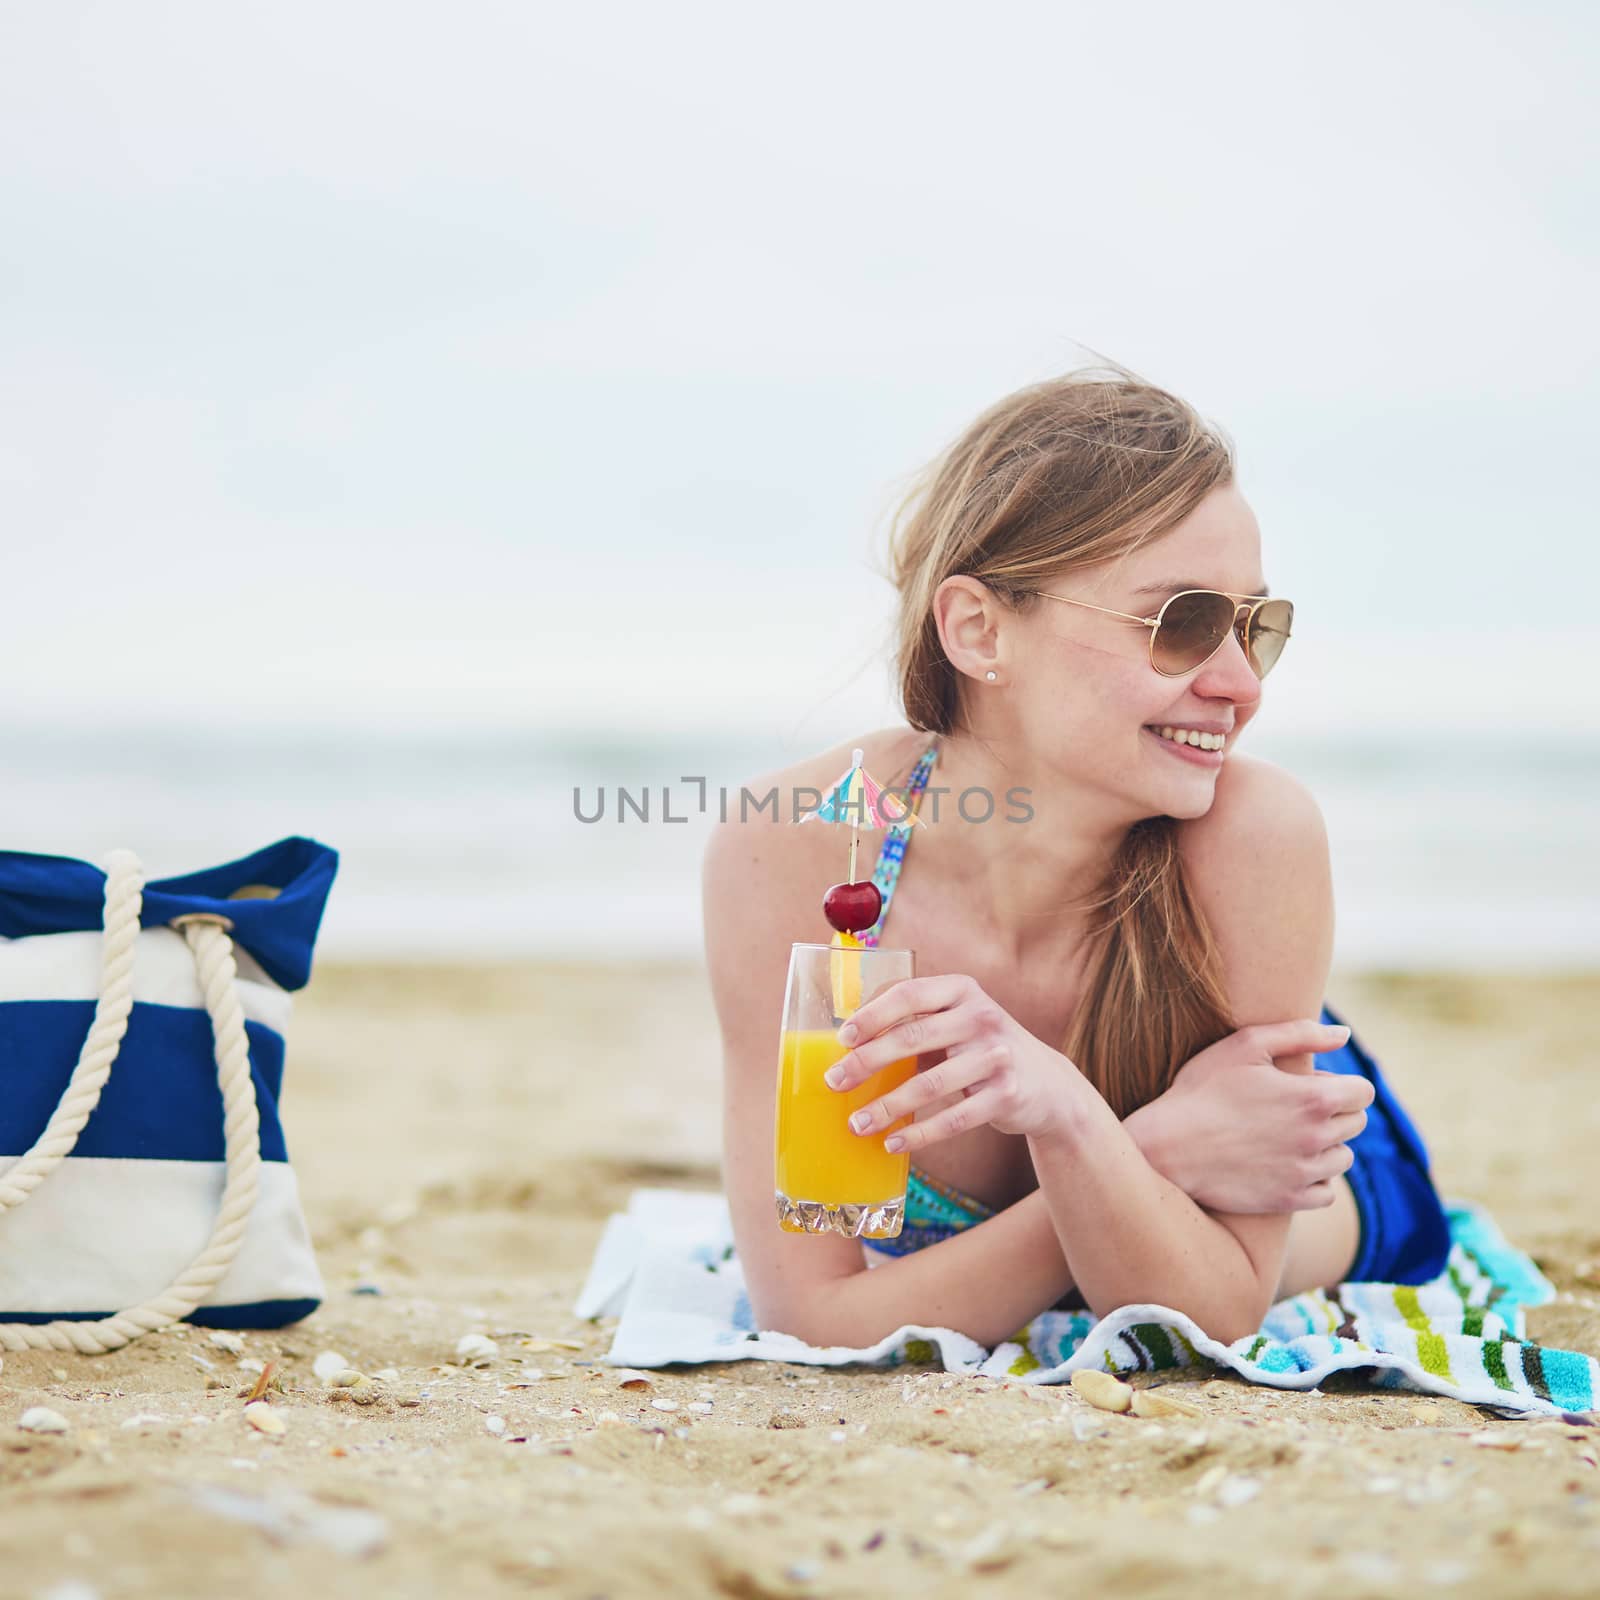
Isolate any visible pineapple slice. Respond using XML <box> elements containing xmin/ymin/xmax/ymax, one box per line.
<box><xmin>829</xmin><ymin>928</ymin><xmax>866</xmax><ymax>1021</ymax></box>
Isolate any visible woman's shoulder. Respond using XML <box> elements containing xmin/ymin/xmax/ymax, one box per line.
<box><xmin>702</xmin><ymin>726</ymin><xmax>930</xmax><ymax>915</ymax></box>
<box><xmin>1175</xmin><ymin>751</ymin><xmax>1329</xmax><ymax>875</ymax></box>
<box><xmin>1173</xmin><ymin>751</ymin><xmax>1335</xmax><ymax>980</ymax></box>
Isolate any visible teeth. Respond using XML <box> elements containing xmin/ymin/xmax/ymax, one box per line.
<box><xmin>1152</xmin><ymin>726</ymin><xmax>1227</xmax><ymax>752</ymax></box>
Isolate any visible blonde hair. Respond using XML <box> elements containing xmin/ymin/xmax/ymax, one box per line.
<box><xmin>879</xmin><ymin>358</ymin><xmax>1240</xmax><ymax>1117</ymax></box>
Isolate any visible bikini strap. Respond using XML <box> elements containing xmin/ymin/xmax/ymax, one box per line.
<box><xmin>859</xmin><ymin>738</ymin><xmax>939</xmax><ymax>948</ymax></box>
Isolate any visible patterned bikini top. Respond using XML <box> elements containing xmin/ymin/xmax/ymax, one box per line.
<box><xmin>856</xmin><ymin>737</ymin><xmax>941</xmax><ymax>949</ymax></box>
<box><xmin>853</xmin><ymin>734</ymin><xmax>1001</xmax><ymax>1251</ymax></box>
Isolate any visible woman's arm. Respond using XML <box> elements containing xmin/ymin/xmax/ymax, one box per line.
<box><xmin>765</xmin><ymin>1186</ymin><xmax>1074</xmax><ymax>1350</ymax></box>
<box><xmin>734</xmin><ymin>1040</ymin><xmax>1343</xmax><ymax>1349</ymax></box>
<box><xmin>707</xmin><ymin>798</ymin><xmax>1079</xmax><ymax>1348</ymax></box>
<box><xmin>749</xmin><ymin>1061</ymin><xmax>1345</xmax><ymax>1350</ymax></box>
<box><xmin>1026</xmin><ymin>758</ymin><xmax>1338</xmax><ymax>1343</ymax></box>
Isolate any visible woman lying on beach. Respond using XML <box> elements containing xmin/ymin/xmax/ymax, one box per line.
<box><xmin>703</xmin><ymin>363</ymin><xmax>1452</xmax><ymax>1350</ymax></box>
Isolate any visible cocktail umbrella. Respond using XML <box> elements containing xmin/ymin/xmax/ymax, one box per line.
<box><xmin>798</xmin><ymin>749</ymin><xmax>923</xmax><ymax>885</ymax></box>
<box><xmin>797</xmin><ymin>750</ymin><xmax>922</xmax><ymax>1016</ymax></box>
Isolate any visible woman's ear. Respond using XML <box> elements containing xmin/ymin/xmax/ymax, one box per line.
<box><xmin>933</xmin><ymin>575</ymin><xmax>1005</xmax><ymax>684</ymax></box>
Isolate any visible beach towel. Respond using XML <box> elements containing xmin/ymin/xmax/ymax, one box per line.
<box><xmin>575</xmin><ymin>1188</ymin><xmax>1597</xmax><ymax>1419</ymax></box>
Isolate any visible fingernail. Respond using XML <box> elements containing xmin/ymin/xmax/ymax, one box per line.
<box><xmin>838</xmin><ymin>1022</ymin><xmax>858</xmax><ymax>1046</ymax></box>
<box><xmin>884</xmin><ymin>1136</ymin><xmax>905</xmax><ymax>1153</ymax></box>
<box><xmin>849</xmin><ymin>1111</ymin><xmax>870</xmax><ymax>1133</ymax></box>
<box><xmin>823</xmin><ymin>1067</ymin><xmax>844</xmax><ymax>1089</ymax></box>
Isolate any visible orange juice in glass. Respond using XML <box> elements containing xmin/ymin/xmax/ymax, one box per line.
<box><xmin>774</xmin><ymin>941</ymin><xmax>916</xmax><ymax>1238</ymax></box>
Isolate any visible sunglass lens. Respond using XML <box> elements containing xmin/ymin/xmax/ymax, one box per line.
<box><xmin>1247</xmin><ymin>599</ymin><xmax>1294</xmax><ymax>678</ymax></box>
<box><xmin>1152</xmin><ymin>591</ymin><xmax>1235</xmax><ymax>674</ymax></box>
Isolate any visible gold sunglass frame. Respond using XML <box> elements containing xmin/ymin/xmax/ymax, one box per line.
<box><xmin>1023</xmin><ymin>588</ymin><xmax>1295</xmax><ymax>679</ymax></box>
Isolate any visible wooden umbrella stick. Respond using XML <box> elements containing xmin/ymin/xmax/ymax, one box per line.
<box><xmin>847</xmin><ymin>749</ymin><xmax>862</xmax><ymax>883</ymax></box>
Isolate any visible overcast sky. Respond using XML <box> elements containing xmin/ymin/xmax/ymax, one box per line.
<box><xmin>2</xmin><ymin>2</ymin><xmax>1594</xmax><ymax>742</ymax></box>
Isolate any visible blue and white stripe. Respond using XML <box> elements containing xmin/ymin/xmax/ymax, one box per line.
<box><xmin>0</xmin><ymin>839</ymin><xmax>337</xmax><ymax>1329</ymax></box>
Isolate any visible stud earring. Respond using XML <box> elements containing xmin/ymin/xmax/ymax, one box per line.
<box><xmin>985</xmin><ymin>671</ymin><xmax>997</xmax><ymax>682</ymax></box>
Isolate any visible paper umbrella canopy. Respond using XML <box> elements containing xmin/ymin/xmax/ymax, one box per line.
<box><xmin>796</xmin><ymin>750</ymin><xmax>924</xmax><ymax>830</ymax></box>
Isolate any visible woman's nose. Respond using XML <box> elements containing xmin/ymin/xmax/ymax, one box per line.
<box><xmin>1196</xmin><ymin>624</ymin><xmax>1264</xmax><ymax>704</ymax></box>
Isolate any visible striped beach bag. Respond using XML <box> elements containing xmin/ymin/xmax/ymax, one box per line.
<box><xmin>0</xmin><ymin>838</ymin><xmax>337</xmax><ymax>1352</ymax></box>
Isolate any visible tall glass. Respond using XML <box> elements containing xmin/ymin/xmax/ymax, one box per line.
<box><xmin>774</xmin><ymin>941</ymin><xmax>917</xmax><ymax>1238</ymax></box>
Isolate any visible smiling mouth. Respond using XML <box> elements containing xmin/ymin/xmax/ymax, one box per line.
<box><xmin>1145</xmin><ymin>724</ymin><xmax>1228</xmax><ymax>753</ymax></box>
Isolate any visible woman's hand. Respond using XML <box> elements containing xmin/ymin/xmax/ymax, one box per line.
<box><xmin>1133</xmin><ymin>1018</ymin><xmax>1375</xmax><ymax>1214</ymax></box>
<box><xmin>825</xmin><ymin>974</ymin><xmax>1077</xmax><ymax>1149</ymax></box>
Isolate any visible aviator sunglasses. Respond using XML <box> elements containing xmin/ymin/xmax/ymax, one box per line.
<box><xmin>1022</xmin><ymin>587</ymin><xmax>1295</xmax><ymax>679</ymax></box>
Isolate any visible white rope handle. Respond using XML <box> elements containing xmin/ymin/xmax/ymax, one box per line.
<box><xmin>0</xmin><ymin>851</ymin><xmax>262</xmax><ymax>1354</ymax></box>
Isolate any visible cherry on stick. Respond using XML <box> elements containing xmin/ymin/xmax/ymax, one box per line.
<box><xmin>823</xmin><ymin>880</ymin><xmax>881</xmax><ymax>934</ymax></box>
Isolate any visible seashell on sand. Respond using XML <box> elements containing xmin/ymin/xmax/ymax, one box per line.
<box><xmin>1131</xmin><ymin>1387</ymin><xmax>1204</xmax><ymax>1419</ymax></box>
<box><xmin>327</xmin><ymin>1372</ymin><xmax>381</xmax><ymax>1405</ymax></box>
<box><xmin>243</xmin><ymin>1401</ymin><xmax>286</xmax><ymax>1436</ymax></box>
<box><xmin>313</xmin><ymin>1351</ymin><xmax>350</xmax><ymax>1384</ymax></box>
<box><xmin>18</xmin><ymin>1407</ymin><xmax>69</xmax><ymax>1435</ymax></box>
<box><xmin>1071</xmin><ymin>1370</ymin><xmax>1133</xmax><ymax>1414</ymax></box>
<box><xmin>454</xmin><ymin>1335</ymin><xmax>499</xmax><ymax>1368</ymax></box>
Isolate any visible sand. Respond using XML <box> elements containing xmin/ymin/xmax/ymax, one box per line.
<box><xmin>0</xmin><ymin>964</ymin><xmax>1597</xmax><ymax>1599</ymax></box>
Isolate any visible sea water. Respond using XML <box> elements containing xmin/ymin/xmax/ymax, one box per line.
<box><xmin>0</xmin><ymin>720</ymin><xmax>1593</xmax><ymax>969</ymax></box>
